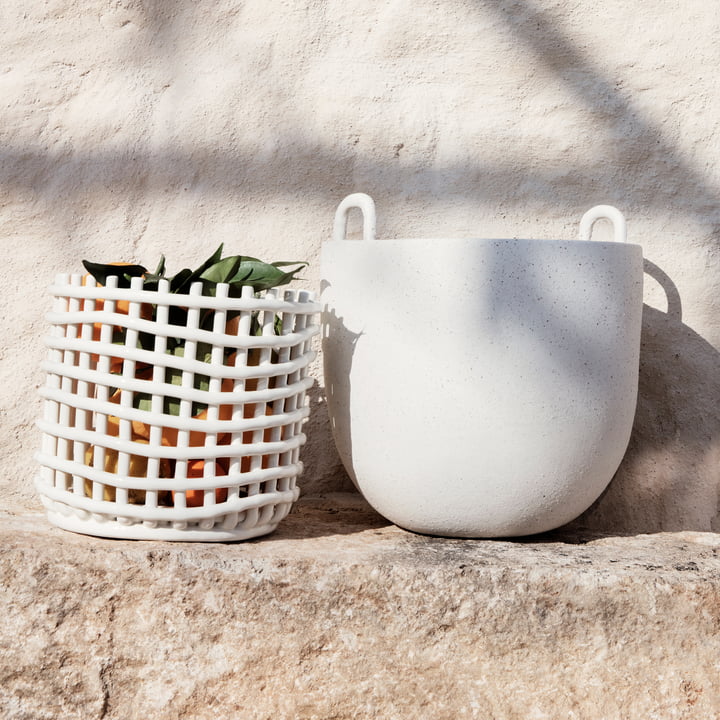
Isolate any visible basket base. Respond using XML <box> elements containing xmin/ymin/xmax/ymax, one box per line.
<box><xmin>43</xmin><ymin>508</ymin><xmax>281</xmax><ymax>542</ymax></box>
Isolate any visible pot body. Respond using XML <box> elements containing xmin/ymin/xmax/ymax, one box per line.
<box><xmin>322</xmin><ymin>228</ymin><xmax>643</xmax><ymax>537</ymax></box>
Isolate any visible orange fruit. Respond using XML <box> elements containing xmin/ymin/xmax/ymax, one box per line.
<box><xmin>83</xmin><ymin>439</ymin><xmax>172</xmax><ymax>504</ymax></box>
<box><xmin>82</xmin><ymin>263</ymin><xmax>153</xmax><ymax>372</ymax></box>
<box><xmin>220</xmin><ymin>350</ymin><xmax>276</xmax><ymax>474</ymax></box>
<box><xmin>95</xmin><ymin>332</ymin><xmax>278</xmax><ymax>509</ymax></box>
<box><xmin>157</xmin><ymin>375</ymin><xmax>236</xmax><ymax>449</ymax></box>
<box><xmin>178</xmin><ymin>458</ymin><xmax>229</xmax><ymax>507</ymax></box>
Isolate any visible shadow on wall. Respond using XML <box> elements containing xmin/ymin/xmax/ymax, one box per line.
<box><xmin>6</xmin><ymin>4</ymin><xmax>720</xmax><ymax>230</ymax></box>
<box><xmin>474</xmin><ymin>0</ymin><xmax>720</xmax><ymax>224</ymax></box>
<box><xmin>574</xmin><ymin>259</ymin><xmax>720</xmax><ymax>534</ymax></box>
<box><xmin>7</xmin><ymin>0</ymin><xmax>719</xmax><ymax>530</ymax></box>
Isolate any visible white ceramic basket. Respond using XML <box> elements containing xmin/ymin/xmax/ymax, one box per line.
<box><xmin>322</xmin><ymin>194</ymin><xmax>643</xmax><ymax>538</ymax></box>
<box><xmin>35</xmin><ymin>275</ymin><xmax>319</xmax><ymax>541</ymax></box>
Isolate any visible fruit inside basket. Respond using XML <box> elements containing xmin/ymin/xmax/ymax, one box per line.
<box><xmin>77</xmin><ymin>245</ymin><xmax>308</xmax><ymax>509</ymax></box>
<box><xmin>35</xmin><ymin>238</ymin><xmax>321</xmax><ymax>543</ymax></box>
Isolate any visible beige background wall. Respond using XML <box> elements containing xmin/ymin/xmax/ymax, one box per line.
<box><xmin>2</xmin><ymin>0</ymin><xmax>719</xmax><ymax>533</ymax></box>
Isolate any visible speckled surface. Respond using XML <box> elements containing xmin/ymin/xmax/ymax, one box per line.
<box><xmin>322</xmin><ymin>230</ymin><xmax>644</xmax><ymax>536</ymax></box>
<box><xmin>3</xmin><ymin>493</ymin><xmax>720</xmax><ymax>719</ymax></box>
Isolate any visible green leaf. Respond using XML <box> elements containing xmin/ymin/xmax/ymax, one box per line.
<box><xmin>135</xmin><ymin>394</ymin><xmax>153</xmax><ymax>413</ymax></box>
<box><xmin>167</xmin><ymin>268</ymin><xmax>193</xmax><ymax>294</ymax></box>
<box><xmin>271</xmin><ymin>261</ymin><xmax>309</xmax><ymax>269</ymax></box>
<box><xmin>131</xmin><ymin>345</ymin><xmax>213</xmax><ymax>416</ymax></box>
<box><xmin>171</xmin><ymin>244</ymin><xmax>227</xmax><ymax>296</ymax></box>
<box><xmin>200</xmin><ymin>244</ymin><xmax>225</xmax><ymax>269</ymax></box>
<box><xmin>200</xmin><ymin>256</ymin><xmax>242</xmax><ymax>284</ymax></box>
<box><xmin>140</xmin><ymin>274</ymin><xmax>161</xmax><ymax>292</ymax></box>
<box><xmin>154</xmin><ymin>255</ymin><xmax>166</xmax><ymax>277</ymax></box>
<box><xmin>83</xmin><ymin>248</ymin><xmax>307</xmax><ymax>418</ymax></box>
<box><xmin>137</xmin><ymin>332</ymin><xmax>156</xmax><ymax>352</ymax></box>
<box><xmin>81</xmin><ymin>261</ymin><xmax>147</xmax><ymax>288</ymax></box>
<box><xmin>227</xmin><ymin>259</ymin><xmax>306</xmax><ymax>292</ymax></box>
<box><xmin>140</xmin><ymin>257</ymin><xmax>166</xmax><ymax>292</ymax></box>
<box><xmin>199</xmin><ymin>256</ymin><xmax>243</xmax><ymax>297</ymax></box>
<box><xmin>194</xmin><ymin>342</ymin><xmax>215</xmax><ymax>364</ymax></box>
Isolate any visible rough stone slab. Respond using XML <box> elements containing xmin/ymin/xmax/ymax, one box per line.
<box><xmin>2</xmin><ymin>492</ymin><xmax>720</xmax><ymax>720</ymax></box>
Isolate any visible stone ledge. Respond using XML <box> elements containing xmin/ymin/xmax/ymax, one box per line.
<box><xmin>2</xmin><ymin>492</ymin><xmax>720</xmax><ymax>720</ymax></box>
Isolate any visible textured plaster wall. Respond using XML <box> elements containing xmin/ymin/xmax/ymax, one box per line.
<box><xmin>2</xmin><ymin>0</ymin><xmax>719</xmax><ymax>533</ymax></box>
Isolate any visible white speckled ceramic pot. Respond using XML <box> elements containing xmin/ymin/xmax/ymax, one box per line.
<box><xmin>321</xmin><ymin>194</ymin><xmax>643</xmax><ymax>538</ymax></box>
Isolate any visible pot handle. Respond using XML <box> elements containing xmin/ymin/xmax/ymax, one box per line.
<box><xmin>579</xmin><ymin>205</ymin><xmax>627</xmax><ymax>243</ymax></box>
<box><xmin>333</xmin><ymin>193</ymin><xmax>377</xmax><ymax>242</ymax></box>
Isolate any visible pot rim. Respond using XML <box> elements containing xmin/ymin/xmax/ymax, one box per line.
<box><xmin>323</xmin><ymin>236</ymin><xmax>643</xmax><ymax>251</ymax></box>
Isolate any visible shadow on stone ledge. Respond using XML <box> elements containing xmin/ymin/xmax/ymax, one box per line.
<box><xmin>254</xmin><ymin>493</ymin><xmax>392</xmax><ymax>543</ymax></box>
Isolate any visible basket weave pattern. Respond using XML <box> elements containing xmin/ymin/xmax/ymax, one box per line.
<box><xmin>35</xmin><ymin>274</ymin><xmax>319</xmax><ymax>541</ymax></box>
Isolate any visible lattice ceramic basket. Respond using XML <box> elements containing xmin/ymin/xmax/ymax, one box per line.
<box><xmin>35</xmin><ymin>275</ymin><xmax>319</xmax><ymax>541</ymax></box>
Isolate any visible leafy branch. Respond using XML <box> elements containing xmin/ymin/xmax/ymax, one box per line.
<box><xmin>81</xmin><ymin>245</ymin><xmax>308</xmax><ymax>413</ymax></box>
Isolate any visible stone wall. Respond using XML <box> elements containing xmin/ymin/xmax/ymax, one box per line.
<box><xmin>2</xmin><ymin>0</ymin><xmax>719</xmax><ymax>532</ymax></box>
